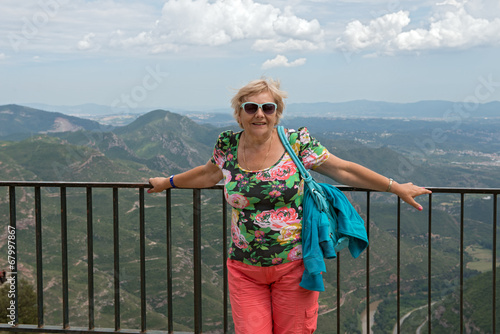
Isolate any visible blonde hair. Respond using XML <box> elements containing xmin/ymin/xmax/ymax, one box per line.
<box><xmin>231</xmin><ymin>78</ymin><xmax>288</xmax><ymax>128</ymax></box>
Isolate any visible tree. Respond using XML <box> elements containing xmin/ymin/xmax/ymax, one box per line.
<box><xmin>0</xmin><ymin>278</ymin><xmax>37</xmax><ymax>325</ymax></box>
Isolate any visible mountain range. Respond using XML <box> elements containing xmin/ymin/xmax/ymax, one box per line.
<box><xmin>2</xmin><ymin>103</ymin><xmax>500</xmax><ymax>190</ymax></box>
<box><xmin>20</xmin><ymin>99</ymin><xmax>500</xmax><ymax>124</ymax></box>
<box><xmin>0</xmin><ymin>103</ymin><xmax>499</xmax><ymax>333</ymax></box>
<box><xmin>0</xmin><ymin>104</ymin><xmax>110</xmax><ymax>140</ymax></box>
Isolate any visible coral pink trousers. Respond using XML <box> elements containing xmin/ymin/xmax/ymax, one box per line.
<box><xmin>227</xmin><ymin>259</ymin><xmax>320</xmax><ymax>334</ymax></box>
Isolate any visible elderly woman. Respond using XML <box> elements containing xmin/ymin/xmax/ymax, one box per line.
<box><xmin>148</xmin><ymin>78</ymin><xmax>431</xmax><ymax>333</ymax></box>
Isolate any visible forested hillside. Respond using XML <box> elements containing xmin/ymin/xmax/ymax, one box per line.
<box><xmin>0</xmin><ymin>105</ymin><xmax>498</xmax><ymax>333</ymax></box>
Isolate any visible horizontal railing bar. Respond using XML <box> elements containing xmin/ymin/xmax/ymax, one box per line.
<box><xmin>0</xmin><ymin>324</ymin><xmax>186</xmax><ymax>334</ymax></box>
<box><xmin>424</xmin><ymin>187</ymin><xmax>500</xmax><ymax>194</ymax></box>
<box><xmin>0</xmin><ymin>181</ymin><xmax>159</xmax><ymax>189</ymax></box>
<box><xmin>1</xmin><ymin>181</ymin><xmax>500</xmax><ymax>194</ymax></box>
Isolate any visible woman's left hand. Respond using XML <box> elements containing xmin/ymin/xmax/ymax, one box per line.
<box><xmin>391</xmin><ymin>182</ymin><xmax>432</xmax><ymax>211</ymax></box>
<box><xmin>314</xmin><ymin>154</ymin><xmax>432</xmax><ymax>211</ymax></box>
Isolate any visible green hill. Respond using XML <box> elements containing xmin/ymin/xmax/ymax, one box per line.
<box><xmin>0</xmin><ymin>135</ymin><xmax>148</xmax><ymax>182</ymax></box>
<box><xmin>0</xmin><ymin>104</ymin><xmax>107</xmax><ymax>140</ymax></box>
<box><xmin>391</xmin><ymin>270</ymin><xmax>500</xmax><ymax>333</ymax></box>
<box><xmin>114</xmin><ymin>109</ymin><xmax>220</xmax><ymax>172</ymax></box>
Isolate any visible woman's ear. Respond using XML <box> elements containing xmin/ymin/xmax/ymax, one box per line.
<box><xmin>236</xmin><ymin>110</ymin><xmax>243</xmax><ymax>128</ymax></box>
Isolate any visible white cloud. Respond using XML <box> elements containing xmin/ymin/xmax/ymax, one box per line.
<box><xmin>77</xmin><ymin>33</ymin><xmax>97</xmax><ymax>51</ymax></box>
<box><xmin>0</xmin><ymin>53</ymin><xmax>6</xmax><ymax>60</ymax></box>
<box><xmin>336</xmin><ymin>10</ymin><xmax>410</xmax><ymax>53</ymax></box>
<box><xmin>395</xmin><ymin>6</ymin><xmax>500</xmax><ymax>50</ymax></box>
<box><xmin>115</xmin><ymin>0</ymin><xmax>325</xmax><ymax>53</ymax></box>
<box><xmin>253</xmin><ymin>38</ymin><xmax>323</xmax><ymax>52</ymax></box>
<box><xmin>0</xmin><ymin>0</ymin><xmax>157</xmax><ymax>54</ymax></box>
<box><xmin>261</xmin><ymin>54</ymin><xmax>306</xmax><ymax>69</ymax></box>
<box><xmin>1</xmin><ymin>0</ymin><xmax>499</xmax><ymax>58</ymax></box>
<box><xmin>336</xmin><ymin>0</ymin><xmax>500</xmax><ymax>54</ymax></box>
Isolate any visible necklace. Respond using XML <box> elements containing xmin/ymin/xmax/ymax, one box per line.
<box><xmin>241</xmin><ymin>131</ymin><xmax>274</xmax><ymax>171</ymax></box>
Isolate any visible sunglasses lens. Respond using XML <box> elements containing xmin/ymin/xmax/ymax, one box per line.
<box><xmin>243</xmin><ymin>103</ymin><xmax>258</xmax><ymax>114</ymax></box>
<box><xmin>242</xmin><ymin>102</ymin><xmax>276</xmax><ymax>114</ymax></box>
<box><xmin>262</xmin><ymin>103</ymin><xmax>276</xmax><ymax>114</ymax></box>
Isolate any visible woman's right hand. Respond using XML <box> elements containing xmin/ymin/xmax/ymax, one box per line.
<box><xmin>148</xmin><ymin>177</ymin><xmax>169</xmax><ymax>193</ymax></box>
<box><xmin>147</xmin><ymin>161</ymin><xmax>223</xmax><ymax>193</ymax></box>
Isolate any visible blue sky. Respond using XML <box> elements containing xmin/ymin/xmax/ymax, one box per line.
<box><xmin>1</xmin><ymin>0</ymin><xmax>499</xmax><ymax>111</ymax></box>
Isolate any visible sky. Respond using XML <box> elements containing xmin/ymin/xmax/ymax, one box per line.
<box><xmin>1</xmin><ymin>0</ymin><xmax>500</xmax><ymax>111</ymax></box>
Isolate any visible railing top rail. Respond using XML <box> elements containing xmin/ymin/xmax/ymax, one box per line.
<box><xmin>425</xmin><ymin>187</ymin><xmax>500</xmax><ymax>194</ymax></box>
<box><xmin>0</xmin><ymin>181</ymin><xmax>156</xmax><ymax>189</ymax></box>
<box><xmin>0</xmin><ymin>181</ymin><xmax>223</xmax><ymax>190</ymax></box>
<box><xmin>1</xmin><ymin>181</ymin><xmax>499</xmax><ymax>194</ymax></box>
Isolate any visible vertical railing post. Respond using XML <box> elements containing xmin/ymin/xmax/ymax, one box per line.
<box><xmin>222</xmin><ymin>190</ymin><xmax>228</xmax><ymax>334</ymax></box>
<box><xmin>493</xmin><ymin>194</ymin><xmax>497</xmax><ymax>334</ymax></box>
<box><xmin>139</xmin><ymin>188</ymin><xmax>147</xmax><ymax>333</ymax></box>
<box><xmin>35</xmin><ymin>186</ymin><xmax>44</xmax><ymax>328</ymax></box>
<box><xmin>337</xmin><ymin>252</ymin><xmax>340</xmax><ymax>333</ymax></box>
<box><xmin>428</xmin><ymin>193</ymin><xmax>433</xmax><ymax>333</ymax></box>
<box><xmin>60</xmin><ymin>187</ymin><xmax>69</xmax><ymax>329</ymax></box>
<box><xmin>113</xmin><ymin>187</ymin><xmax>120</xmax><ymax>331</ymax></box>
<box><xmin>397</xmin><ymin>198</ymin><xmax>401</xmax><ymax>334</ymax></box>
<box><xmin>8</xmin><ymin>186</ymin><xmax>18</xmax><ymax>326</ymax></box>
<box><xmin>193</xmin><ymin>189</ymin><xmax>202</xmax><ymax>334</ymax></box>
<box><xmin>460</xmin><ymin>193</ymin><xmax>465</xmax><ymax>334</ymax></box>
<box><xmin>87</xmin><ymin>186</ymin><xmax>95</xmax><ymax>330</ymax></box>
<box><xmin>365</xmin><ymin>192</ymin><xmax>371</xmax><ymax>334</ymax></box>
<box><xmin>166</xmin><ymin>189</ymin><xmax>173</xmax><ymax>333</ymax></box>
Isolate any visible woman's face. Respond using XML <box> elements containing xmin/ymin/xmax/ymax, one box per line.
<box><xmin>238</xmin><ymin>90</ymin><xmax>277</xmax><ymax>138</ymax></box>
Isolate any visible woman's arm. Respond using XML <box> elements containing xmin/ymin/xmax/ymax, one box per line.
<box><xmin>148</xmin><ymin>159</ymin><xmax>223</xmax><ymax>193</ymax></box>
<box><xmin>314</xmin><ymin>153</ymin><xmax>431</xmax><ymax>210</ymax></box>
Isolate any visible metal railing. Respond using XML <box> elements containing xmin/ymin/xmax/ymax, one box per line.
<box><xmin>0</xmin><ymin>181</ymin><xmax>498</xmax><ymax>333</ymax></box>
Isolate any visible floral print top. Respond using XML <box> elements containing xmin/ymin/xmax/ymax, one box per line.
<box><xmin>211</xmin><ymin>127</ymin><xmax>330</xmax><ymax>267</ymax></box>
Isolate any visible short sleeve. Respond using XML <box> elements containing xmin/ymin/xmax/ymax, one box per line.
<box><xmin>211</xmin><ymin>131</ymin><xmax>234</xmax><ymax>169</ymax></box>
<box><xmin>290</xmin><ymin>127</ymin><xmax>329</xmax><ymax>170</ymax></box>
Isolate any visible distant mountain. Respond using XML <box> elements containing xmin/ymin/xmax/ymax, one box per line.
<box><xmin>284</xmin><ymin>100</ymin><xmax>500</xmax><ymax>119</ymax></box>
<box><xmin>6</xmin><ymin>109</ymin><xmax>225</xmax><ymax>181</ymax></box>
<box><xmin>114</xmin><ymin>109</ymin><xmax>222</xmax><ymax>171</ymax></box>
<box><xmin>0</xmin><ymin>104</ymin><xmax>109</xmax><ymax>140</ymax></box>
<box><xmin>22</xmin><ymin>102</ymin><xmax>153</xmax><ymax>116</ymax></box>
<box><xmin>178</xmin><ymin>100</ymin><xmax>500</xmax><ymax>130</ymax></box>
<box><xmin>8</xmin><ymin>100</ymin><xmax>499</xmax><ymax>130</ymax></box>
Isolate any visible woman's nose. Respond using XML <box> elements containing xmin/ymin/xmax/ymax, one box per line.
<box><xmin>254</xmin><ymin>107</ymin><xmax>265</xmax><ymax>116</ymax></box>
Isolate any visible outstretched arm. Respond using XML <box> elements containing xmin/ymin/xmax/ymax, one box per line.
<box><xmin>314</xmin><ymin>154</ymin><xmax>431</xmax><ymax>210</ymax></box>
<box><xmin>148</xmin><ymin>159</ymin><xmax>223</xmax><ymax>193</ymax></box>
